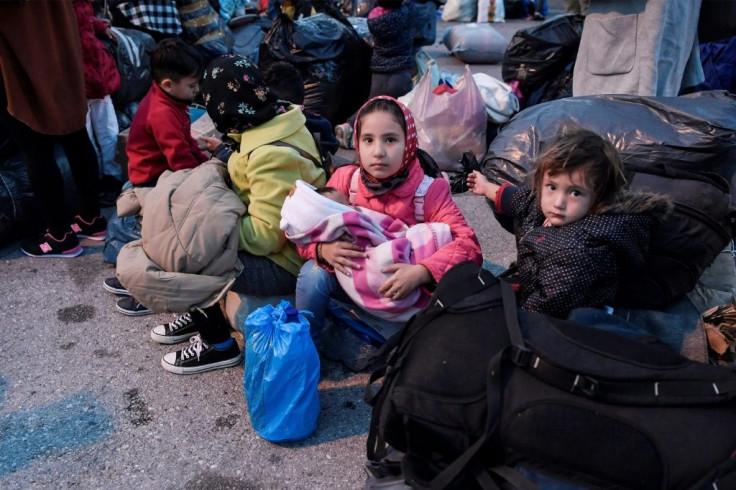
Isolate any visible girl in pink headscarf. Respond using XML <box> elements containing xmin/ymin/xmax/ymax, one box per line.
<box><xmin>295</xmin><ymin>96</ymin><xmax>482</xmax><ymax>347</ymax></box>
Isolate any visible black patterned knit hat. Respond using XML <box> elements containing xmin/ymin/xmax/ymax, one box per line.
<box><xmin>201</xmin><ymin>55</ymin><xmax>286</xmax><ymax>134</ymax></box>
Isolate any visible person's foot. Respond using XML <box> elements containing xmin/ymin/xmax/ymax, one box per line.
<box><xmin>20</xmin><ymin>230</ymin><xmax>82</xmax><ymax>258</ymax></box>
<box><xmin>533</xmin><ymin>12</ymin><xmax>545</xmax><ymax>20</ymax></box>
<box><xmin>103</xmin><ymin>277</ymin><xmax>130</xmax><ymax>296</ymax></box>
<box><xmin>71</xmin><ymin>214</ymin><xmax>107</xmax><ymax>241</ymax></box>
<box><xmin>161</xmin><ymin>335</ymin><xmax>242</xmax><ymax>374</ymax></box>
<box><xmin>151</xmin><ymin>310</ymin><xmax>203</xmax><ymax>344</ymax></box>
<box><xmin>335</xmin><ymin>123</ymin><xmax>354</xmax><ymax>149</ymax></box>
<box><xmin>116</xmin><ymin>296</ymin><xmax>152</xmax><ymax>316</ymax></box>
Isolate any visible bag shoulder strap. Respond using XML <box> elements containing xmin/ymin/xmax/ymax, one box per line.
<box><xmin>264</xmin><ymin>140</ymin><xmax>323</xmax><ymax>169</ymax></box>
<box><xmin>349</xmin><ymin>166</ymin><xmax>434</xmax><ymax>223</ymax></box>
<box><xmin>429</xmin><ymin>279</ymin><xmax>520</xmax><ymax>490</ymax></box>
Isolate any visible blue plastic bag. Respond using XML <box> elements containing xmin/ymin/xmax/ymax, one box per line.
<box><xmin>243</xmin><ymin>300</ymin><xmax>320</xmax><ymax>442</ymax></box>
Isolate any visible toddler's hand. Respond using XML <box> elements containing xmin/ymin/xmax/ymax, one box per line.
<box><xmin>467</xmin><ymin>170</ymin><xmax>500</xmax><ymax>199</ymax></box>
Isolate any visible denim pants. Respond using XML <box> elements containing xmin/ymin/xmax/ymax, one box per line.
<box><xmin>296</xmin><ymin>260</ymin><xmax>347</xmax><ymax>346</ymax></box>
<box><xmin>295</xmin><ymin>259</ymin><xmax>406</xmax><ymax>349</ymax></box>
<box><xmin>231</xmin><ymin>251</ymin><xmax>296</xmax><ymax>296</ymax></box>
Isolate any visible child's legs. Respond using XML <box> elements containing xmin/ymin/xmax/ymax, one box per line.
<box><xmin>87</xmin><ymin>96</ymin><xmax>122</xmax><ymax>180</ymax></box>
<box><xmin>296</xmin><ymin>260</ymin><xmax>344</xmax><ymax>346</ymax></box>
<box><xmin>535</xmin><ymin>0</ymin><xmax>548</xmax><ymax>15</ymax></box>
<box><xmin>346</xmin><ymin>72</ymin><xmax>413</xmax><ymax>127</ymax></box>
<box><xmin>369</xmin><ymin>72</ymin><xmax>413</xmax><ymax>100</ymax></box>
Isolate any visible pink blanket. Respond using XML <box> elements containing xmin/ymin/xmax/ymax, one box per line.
<box><xmin>281</xmin><ymin>181</ymin><xmax>451</xmax><ymax>322</ymax></box>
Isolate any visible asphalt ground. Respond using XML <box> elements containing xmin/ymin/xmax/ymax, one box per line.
<box><xmin>0</xmin><ymin>7</ymin><xmax>563</xmax><ymax>489</ymax></box>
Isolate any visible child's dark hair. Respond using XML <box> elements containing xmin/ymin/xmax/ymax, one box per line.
<box><xmin>151</xmin><ymin>38</ymin><xmax>203</xmax><ymax>83</ymax></box>
<box><xmin>530</xmin><ymin>129</ymin><xmax>626</xmax><ymax>214</ymax></box>
<box><xmin>262</xmin><ymin>61</ymin><xmax>305</xmax><ymax>105</ymax></box>
<box><xmin>315</xmin><ymin>186</ymin><xmax>340</xmax><ymax>196</ymax></box>
<box><xmin>355</xmin><ymin>98</ymin><xmax>406</xmax><ymax>140</ymax></box>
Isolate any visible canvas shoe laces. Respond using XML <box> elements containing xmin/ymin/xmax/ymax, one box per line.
<box><xmin>180</xmin><ymin>335</ymin><xmax>208</xmax><ymax>362</ymax></box>
<box><xmin>168</xmin><ymin>312</ymin><xmax>193</xmax><ymax>333</ymax></box>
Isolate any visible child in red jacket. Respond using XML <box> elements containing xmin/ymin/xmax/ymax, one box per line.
<box><xmin>125</xmin><ymin>38</ymin><xmax>211</xmax><ymax>186</ymax></box>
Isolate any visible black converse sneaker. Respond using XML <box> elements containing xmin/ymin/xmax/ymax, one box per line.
<box><xmin>161</xmin><ymin>335</ymin><xmax>242</xmax><ymax>375</ymax></box>
<box><xmin>116</xmin><ymin>296</ymin><xmax>152</xmax><ymax>316</ymax></box>
<box><xmin>103</xmin><ymin>277</ymin><xmax>130</xmax><ymax>296</ymax></box>
<box><xmin>151</xmin><ymin>310</ymin><xmax>203</xmax><ymax>344</ymax></box>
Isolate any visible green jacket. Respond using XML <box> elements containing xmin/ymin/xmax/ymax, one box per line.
<box><xmin>227</xmin><ymin>105</ymin><xmax>327</xmax><ymax>276</ymax></box>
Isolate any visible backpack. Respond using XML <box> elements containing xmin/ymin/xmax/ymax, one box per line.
<box><xmin>365</xmin><ymin>261</ymin><xmax>736</xmax><ymax>489</ymax></box>
<box><xmin>613</xmin><ymin>163</ymin><xmax>736</xmax><ymax>310</ymax></box>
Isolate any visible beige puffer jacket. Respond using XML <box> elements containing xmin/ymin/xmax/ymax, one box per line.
<box><xmin>116</xmin><ymin>160</ymin><xmax>246</xmax><ymax>313</ymax></box>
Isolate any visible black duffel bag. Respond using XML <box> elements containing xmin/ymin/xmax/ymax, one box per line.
<box><xmin>365</xmin><ymin>261</ymin><xmax>736</xmax><ymax>489</ymax></box>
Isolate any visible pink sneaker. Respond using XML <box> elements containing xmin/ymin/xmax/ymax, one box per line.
<box><xmin>71</xmin><ymin>214</ymin><xmax>107</xmax><ymax>241</ymax></box>
<box><xmin>20</xmin><ymin>231</ymin><xmax>82</xmax><ymax>258</ymax></box>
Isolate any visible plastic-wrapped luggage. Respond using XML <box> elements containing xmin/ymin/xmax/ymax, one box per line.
<box><xmin>259</xmin><ymin>2</ymin><xmax>371</xmax><ymax>126</ymax></box>
<box><xmin>501</xmin><ymin>14</ymin><xmax>583</xmax><ymax>103</ymax></box>
<box><xmin>480</xmin><ymin>91</ymin><xmax>736</xmax><ymax>188</ymax></box>
<box><xmin>442</xmin><ymin>23</ymin><xmax>507</xmax><ymax>64</ymax></box>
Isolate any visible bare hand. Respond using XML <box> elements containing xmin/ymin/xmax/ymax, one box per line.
<box><xmin>199</xmin><ymin>135</ymin><xmax>222</xmax><ymax>153</ymax></box>
<box><xmin>320</xmin><ymin>240</ymin><xmax>366</xmax><ymax>276</ymax></box>
<box><xmin>466</xmin><ymin>170</ymin><xmax>499</xmax><ymax>199</ymax></box>
<box><xmin>378</xmin><ymin>263</ymin><xmax>432</xmax><ymax>300</ymax></box>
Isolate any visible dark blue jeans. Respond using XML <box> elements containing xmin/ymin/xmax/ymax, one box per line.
<box><xmin>231</xmin><ymin>251</ymin><xmax>297</xmax><ymax>296</ymax></box>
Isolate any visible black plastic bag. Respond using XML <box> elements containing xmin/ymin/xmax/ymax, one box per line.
<box><xmin>0</xmin><ymin>155</ymin><xmax>42</xmax><ymax>247</ymax></box>
<box><xmin>259</xmin><ymin>1</ymin><xmax>371</xmax><ymax>126</ymax></box>
<box><xmin>108</xmin><ymin>26</ymin><xmax>156</xmax><ymax>109</ymax></box>
<box><xmin>480</xmin><ymin>91</ymin><xmax>736</xmax><ymax>192</ymax></box>
<box><xmin>501</xmin><ymin>14</ymin><xmax>583</xmax><ymax>100</ymax></box>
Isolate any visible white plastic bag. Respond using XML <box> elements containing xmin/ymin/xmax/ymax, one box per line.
<box><xmin>408</xmin><ymin>65</ymin><xmax>487</xmax><ymax>172</ymax></box>
<box><xmin>441</xmin><ymin>0</ymin><xmax>476</xmax><ymax>22</ymax></box>
<box><xmin>471</xmin><ymin>73</ymin><xmax>520</xmax><ymax>124</ymax></box>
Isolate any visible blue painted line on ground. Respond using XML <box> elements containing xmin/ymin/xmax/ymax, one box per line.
<box><xmin>0</xmin><ymin>391</ymin><xmax>113</xmax><ymax>476</ymax></box>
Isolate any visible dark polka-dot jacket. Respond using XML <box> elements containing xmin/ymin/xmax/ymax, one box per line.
<box><xmin>367</xmin><ymin>4</ymin><xmax>415</xmax><ymax>74</ymax></box>
<box><xmin>494</xmin><ymin>184</ymin><xmax>673</xmax><ymax>318</ymax></box>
